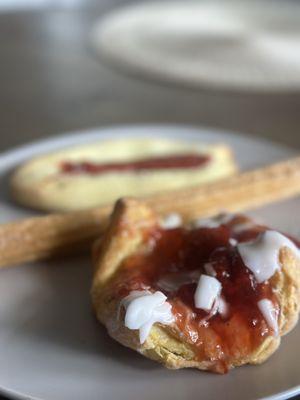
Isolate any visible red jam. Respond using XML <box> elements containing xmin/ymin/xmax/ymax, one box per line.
<box><xmin>60</xmin><ymin>153</ymin><xmax>210</xmax><ymax>175</ymax></box>
<box><xmin>109</xmin><ymin>215</ymin><xmax>292</xmax><ymax>373</ymax></box>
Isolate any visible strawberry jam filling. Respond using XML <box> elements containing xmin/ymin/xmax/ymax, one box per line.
<box><xmin>110</xmin><ymin>215</ymin><xmax>298</xmax><ymax>373</ymax></box>
<box><xmin>60</xmin><ymin>153</ymin><xmax>210</xmax><ymax>175</ymax></box>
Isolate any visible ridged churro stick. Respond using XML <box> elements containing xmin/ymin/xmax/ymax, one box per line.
<box><xmin>148</xmin><ymin>156</ymin><xmax>300</xmax><ymax>218</ymax></box>
<box><xmin>0</xmin><ymin>157</ymin><xmax>299</xmax><ymax>268</ymax></box>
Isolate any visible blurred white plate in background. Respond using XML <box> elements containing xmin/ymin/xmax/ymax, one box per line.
<box><xmin>0</xmin><ymin>125</ymin><xmax>299</xmax><ymax>400</ymax></box>
<box><xmin>92</xmin><ymin>0</ymin><xmax>300</xmax><ymax>91</ymax></box>
<box><xmin>0</xmin><ymin>0</ymin><xmax>82</xmax><ymax>12</ymax></box>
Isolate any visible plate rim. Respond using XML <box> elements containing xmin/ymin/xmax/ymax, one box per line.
<box><xmin>91</xmin><ymin>0</ymin><xmax>300</xmax><ymax>93</ymax></box>
<box><xmin>0</xmin><ymin>123</ymin><xmax>295</xmax><ymax>166</ymax></box>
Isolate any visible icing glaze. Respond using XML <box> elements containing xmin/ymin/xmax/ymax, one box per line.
<box><xmin>229</xmin><ymin>238</ymin><xmax>238</xmax><ymax>246</ymax></box>
<box><xmin>160</xmin><ymin>213</ymin><xmax>182</xmax><ymax>229</ymax></box>
<box><xmin>238</xmin><ymin>230</ymin><xmax>299</xmax><ymax>283</ymax></box>
<box><xmin>218</xmin><ymin>296</ymin><xmax>229</xmax><ymax>318</ymax></box>
<box><xmin>123</xmin><ymin>290</ymin><xmax>174</xmax><ymax>343</ymax></box>
<box><xmin>258</xmin><ymin>298</ymin><xmax>279</xmax><ymax>336</ymax></box>
<box><xmin>204</xmin><ymin>262</ymin><xmax>217</xmax><ymax>277</ymax></box>
<box><xmin>193</xmin><ymin>214</ymin><xmax>234</xmax><ymax>229</ymax></box>
<box><xmin>194</xmin><ymin>275</ymin><xmax>222</xmax><ymax>311</ymax></box>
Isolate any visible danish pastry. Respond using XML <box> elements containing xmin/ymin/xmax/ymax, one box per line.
<box><xmin>92</xmin><ymin>199</ymin><xmax>300</xmax><ymax>373</ymax></box>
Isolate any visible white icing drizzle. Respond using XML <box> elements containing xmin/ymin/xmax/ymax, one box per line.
<box><xmin>217</xmin><ymin>296</ymin><xmax>229</xmax><ymax>318</ymax></box>
<box><xmin>229</xmin><ymin>238</ymin><xmax>238</xmax><ymax>246</ymax></box>
<box><xmin>237</xmin><ymin>230</ymin><xmax>299</xmax><ymax>283</ymax></box>
<box><xmin>158</xmin><ymin>269</ymin><xmax>229</xmax><ymax>319</ymax></box>
<box><xmin>199</xmin><ymin>299</ymin><xmax>219</xmax><ymax>326</ymax></box>
<box><xmin>193</xmin><ymin>217</ymin><xmax>221</xmax><ymax>229</ymax></box>
<box><xmin>204</xmin><ymin>262</ymin><xmax>217</xmax><ymax>277</ymax></box>
<box><xmin>257</xmin><ymin>299</ymin><xmax>279</xmax><ymax>336</ymax></box>
<box><xmin>192</xmin><ymin>213</ymin><xmax>234</xmax><ymax>229</ymax></box>
<box><xmin>194</xmin><ymin>275</ymin><xmax>222</xmax><ymax>311</ymax></box>
<box><xmin>121</xmin><ymin>290</ymin><xmax>151</xmax><ymax>308</ymax></box>
<box><xmin>200</xmin><ymin>295</ymin><xmax>230</xmax><ymax>324</ymax></box>
<box><xmin>123</xmin><ymin>290</ymin><xmax>174</xmax><ymax>344</ymax></box>
<box><xmin>160</xmin><ymin>213</ymin><xmax>182</xmax><ymax>229</ymax></box>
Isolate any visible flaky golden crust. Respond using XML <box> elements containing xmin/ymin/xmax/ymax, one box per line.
<box><xmin>91</xmin><ymin>199</ymin><xmax>300</xmax><ymax>373</ymax></box>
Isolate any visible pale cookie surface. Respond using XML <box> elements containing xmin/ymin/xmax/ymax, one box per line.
<box><xmin>11</xmin><ymin>138</ymin><xmax>236</xmax><ymax>211</ymax></box>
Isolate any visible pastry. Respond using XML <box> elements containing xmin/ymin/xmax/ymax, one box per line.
<box><xmin>1</xmin><ymin>156</ymin><xmax>299</xmax><ymax>269</ymax></box>
<box><xmin>10</xmin><ymin>138</ymin><xmax>236</xmax><ymax>211</ymax></box>
<box><xmin>91</xmin><ymin>198</ymin><xmax>300</xmax><ymax>373</ymax></box>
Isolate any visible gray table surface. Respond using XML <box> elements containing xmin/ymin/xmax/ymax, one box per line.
<box><xmin>0</xmin><ymin>1</ymin><xmax>299</xmax><ymax>399</ymax></box>
<box><xmin>1</xmin><ymin>0</ymin><xmax>300</xmax><ymax>152</ymax></box>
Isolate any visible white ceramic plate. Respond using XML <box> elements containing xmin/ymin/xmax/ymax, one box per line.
<box><xmin>0</xmin><ymin>125</ymin><xmax>299</xmax><ymax>400</ymax></box>
<box><xmin>92</xmin><ymin>0</ymin><xmax>300</xmax><ymax>91</ymax></box>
